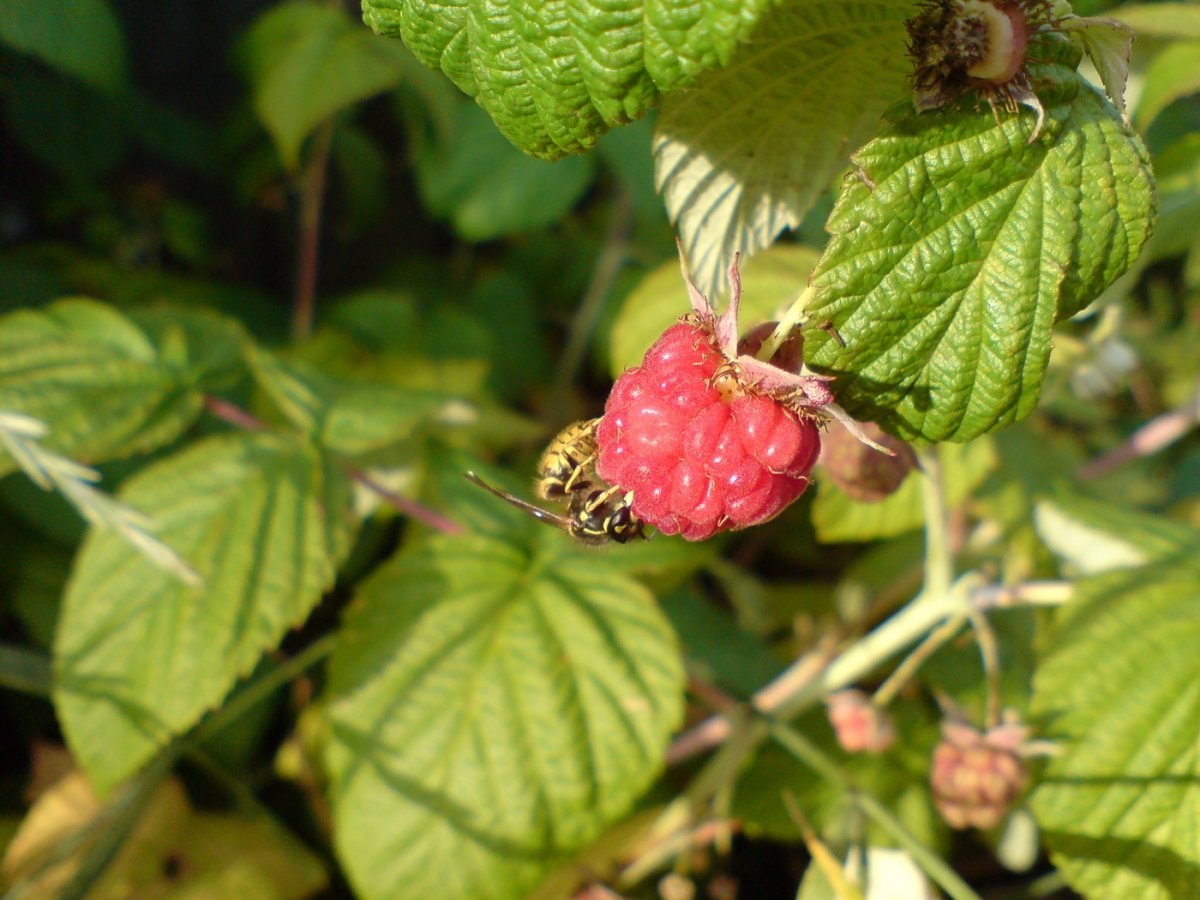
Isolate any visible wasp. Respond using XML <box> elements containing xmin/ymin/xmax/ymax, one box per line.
<box><xmin>535</xmin><ymin>417</ymin><xmax>601</xmax><ymax>500</ymax></box>
<box><xmin>465</xmin><ymin>419</ymin><xmax>646</xmax><ymax>545</ymax></box>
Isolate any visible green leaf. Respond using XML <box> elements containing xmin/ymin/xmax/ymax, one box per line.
<box><xmin>1062</xmin><ymin>16</ymin><xmax>1134</xmax><ymax>122</ymax></box>
<box><xmin>325</xmin><ymin>531</ymin><xmax>684</xmax><ymax>900</ymax></box>
<box><xmin>813</xmin><ymin>438</ymin><xmax>996</xmax><ymax>543</ymax></box>
<box><xmin>249</xmin><ymin>347</ymin><xmax>455</xmax><ymax>457</ymax></box>
<box><xmin>0</xmin><ymin>0</ymin><xmax>127</xmax><ymax>92</ymax></box>
<box><xmin>1110</xmin><ymin>3</ymin><xmax>1200</xmax><ymax>40</ymax></box>
<box><xmin>1135</xmin><ymin>41</ymin><xmax>1200</xmax><ymax>132</ymax></box>
<box><xmin>241</xmin><ymin>2</ymin><xmax>422</xmax><ymax>169</ymax></box>
<box><xmin>53</xmin><ymin>432</ymin><xmax>355</xmax><ymax>792</ymax></box>
<box><xmin>1148</xmin><ymin>132</ymin><xmax>1200</xmax><ymax>262</ymax></box>
<box><xmin>3</xmin><ymin>70</ymin><xmax>128</xmax><ymax>182</ymax></box>
<box><xmin>414</xmin><ymin>101</ymin><xmax>596</xmax><ymax>240</ymax></box>
<box><xmin>0</xmin><ymin>300</ymin><xmax>247</xmax><ymax>477</ymax></box>
<box><xmin>1034</xmin><ymin>493</ymin><xmax>1200</xmax><ymax>575</ymax></box>
<box><xmin>361</xmin><ymin>0</ymin><xmax>778</xmax><ymax>159</ymax></box>
<box><xmin>609</xmin><ymin>243</ymin><xmax>822</xmax><ymax>377</ymax></box>
<box><xmin>803</xmin><ymin>42</ymin><xmax>1156</xmax><ymax>443</ymax></box>
<box><xmin>654</xmin><ymin>0</ymin><xmax>912</xmax><ymax>294</ymax></box>
<box><xmin>1031</xmin><ymin>564</ymin><xmax>1200</xmax><ymax>899</ymax></box>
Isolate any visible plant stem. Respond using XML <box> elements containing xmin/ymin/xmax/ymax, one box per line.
<box><xmin>548</xmin><ymin>190</ymin><xmax>632</xmax><ymax>422</ymax></box>
<box><xmin>0</xmin><ymin>643</ymin><xmax>52</xmax><ymax>697</ymax></box>
<box><xmin>871</xmin><ymin>612</ymin><xmax>966</xmax><ymax>709</ymax></box>
<box><xmin>194</xmin><ymin>635</ymin><xmax>337</xmax><ymax>743</ymax></box>
<box><xmin>918</xmin><ymin>445</ymin><xmax>953</xmax><ymax>598</ymax></box>
<box><xmin>345</xmin><ymin>465</ymin><xmax>463</xmax><ymax>535</ymax></box>
<box><xmin>759</xmin><ymin>284</ymin><xmax>816</xmax><ymax>361</ymax></box>
<box><xmin>292</xmin><ymin>119</ymin><xmax>335</xmax><ymax>341</ymax></box>
<box><xmin>1077</xmin><ymin>379</ymin><xmax>1200</xmax><ymax>480</ymax></box>
<box><xmin>769</xmin><ymin>722</ymin><xmax>981</xmax><ymax>900</ymax></box>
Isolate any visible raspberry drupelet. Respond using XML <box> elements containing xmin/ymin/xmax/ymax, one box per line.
<box><xmin>595</xmin><ymin>251</ymin><xmax>877</xmax><ymax>542</ymax></box>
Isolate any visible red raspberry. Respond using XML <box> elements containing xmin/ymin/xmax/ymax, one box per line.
<box><xmin>596</xmin><ymin>320</ymin><xmax>821</xmax><ymax>541</ymax></box>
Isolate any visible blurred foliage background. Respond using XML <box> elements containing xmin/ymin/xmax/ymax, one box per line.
<box><xmin>2</xmin><ymin>0</ymin><xmax>1200</xmax><ymax>897</ymax></box>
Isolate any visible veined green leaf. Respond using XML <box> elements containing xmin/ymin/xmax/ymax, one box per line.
<box><xmin>610</xmin><ymin>244</ymin><xmax>822</xmax><ymax>376</ymax></box>
<box><xmin>360</xmin><ymin>0</ymin><xmax>778</xmax><ymax>159</ymax></box>
<box><xmin>803</xmin><ymin>41</ymin><xmax>1156</xmax><ymax>443</ymax></box>
<box><xmin>0</xmin><ymin>300</ymin><xmax>246</xmax><ymax>477</ymax></box>
<box><xmin>54</xmin><ymin>432</ymin><xmax>355</xmax><ymax>793</ymax></box>
<box><xmin>325</xmin><ymin>530</ymin><xmax>684</xmax><ymax>899</ymax></box>
<box><xmin>241</xmin><ymin>2</ymin><xmax>424</xmax><ymax>169</ymax></box>
<box><xmin>813</xmin><ymin>438</ymin><xmax>996</xmax><ymax>543</ymax></box>
<box><xmin>654</xmin><ymin>0</ymin><xmax>912</xmax><ymax>294</ymax></box>
<box><xmin>1031</xmin><ymin>564</ymin><xmax>1200</xmax><ymax>899</ymax></box>
<box><xmin>0</xmin><ymin>0</ymin><xmax>127</xmax><ymax>92</ymax></box>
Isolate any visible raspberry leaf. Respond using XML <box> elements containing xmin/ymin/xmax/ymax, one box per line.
<box><xmin>325</xmin><ymin>531</ymin><xmax>683</xmax><ymax>900</ymax></box>
<box><xmin>248</xmin><ymin>347</ymin><xmax>456</xmax><ymax>457</ymax></box>
<box><xmin>53</xmin><ymin>433</ymin><xmax>355</xmax><ymax>792</ymax></box>
<box><xmin>0</xmin><ymin>300</ymin><xmax>246</xmax><ymax>477</ymax></box>
<box><xmin>0</xmin><ymin>0</ymin><xmax>127</xmax><ymax>92</ymax></box>
<box><xmin>414</xmin><ymin>100</ymin><xmax>596</xmax><ymax>240</ymax></box>
<box><xmin>1031</xmin><ymin>562</ymin><xmax>1200</xmax><ymax>899</ymax></box>
<box><xmin>241</xmin><ymin>2</ymin><xmax>425</xmax><ymax>169</ymax></box>
<box><xmin>803</xmin><ymin>41</ymin><xmax>1156</xmax><ymax>443</ymax></box>
<box><xmin>360</xmin><ymin>0</ymin><xmax>778</xmax><ymax>160</ymax></box>
<box><xmin>1034</xmin><ymin>492</ymin><xmax>1200</xmax><ymax>575</ymax></box>
<box><xmin>654</xmin><ymin>0</ymin><xmax>912</xmax><ymax>294</ymax></box>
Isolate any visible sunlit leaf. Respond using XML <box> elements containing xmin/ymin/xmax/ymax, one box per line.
<box><xmin>0</xmin><ymin>300</ymin><xmax>246</xmax><ymax>477</ymax></box>
<box><xmin>803</xmin><ymin>40</ymin><xmax>1155</xmax><ymax>442</ymax></box>
<box><xmin>325</xmin><ymin>529</ymin><xmax>684</xmax><ymax>899</ymax></box>
<box><xmin>1032</xmin><ymin>564</ymin><xmax>1200</xmax><ymax>899</ymax></box>
<box><xmin>54</xmin><ymin>433</ymin><xmax>355</xmax><ymax>792</ymax></box>
<box><xmin>362</xmin><ymin>0</ymin><xmax>779</xmax><ymax>158</ymax></box>
<box><xmin>654</xmin><ymin>0</ymin><xmax>912</xmax><ymax>294</ymax></box>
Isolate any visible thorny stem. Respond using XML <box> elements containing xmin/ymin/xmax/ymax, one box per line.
<box><xmin>759</xmin><ymin>284</ymin><xmax>817</xmax><ymax>361</ymax></box>
<box><xmin>202</xmin><ymin>395</ymin><xmax>461</xmax><ymax>534</ymax></box>
<box><xmin>292</xmin><ymin>119</ymin><xmax>335</xmax><ymax>341</ymax></box>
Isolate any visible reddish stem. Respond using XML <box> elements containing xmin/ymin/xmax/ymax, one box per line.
<box><xmin>292</xmin><ymin>121</ymin><xmax>334</xmax><ymax>341</ymax></box>
<box><xmin>203</xmin><ymin>395</ymin><xmax>462</xmax><ymax>535</ymax></box>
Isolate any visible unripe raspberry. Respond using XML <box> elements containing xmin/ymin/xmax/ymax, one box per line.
<box><xmin>930</xmin><ymin>719</ymin><xmax>1029</xmax><ymax>830</ymax></box>
<box><xmin>596</xmin><ymin>320</ymin><xmax>821</xmax><ymax>541</ymax></box>
<box><xmin>826</xmin><ymin>690</ymin><xmax>896</xmax><ymax>754</ymax></box>
<box><xmin>819</xmin><ymin>422</ymin><xmax>916</xmax><ymax>502</ymax></box>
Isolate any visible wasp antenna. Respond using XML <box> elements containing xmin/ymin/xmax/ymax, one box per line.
<box><xmin>464</xmin><ymin>471</ymin><xmax>577</xmax><ymax>529</ymax></box>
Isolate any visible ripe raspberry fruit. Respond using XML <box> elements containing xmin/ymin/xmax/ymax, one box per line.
<box><xmin>595</xmin><ymin>254</ymin><xmax>847</xmax><ymax>541</ymax></box>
